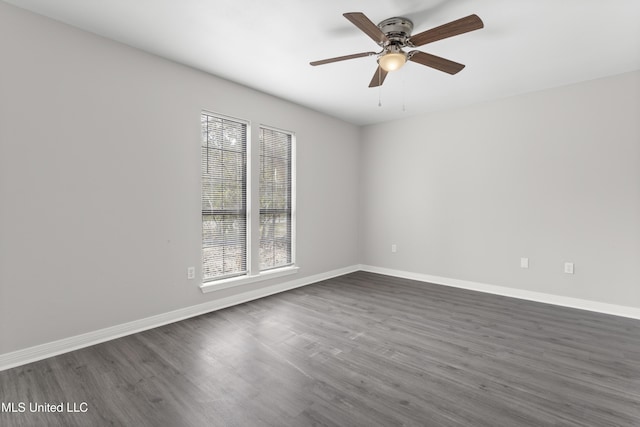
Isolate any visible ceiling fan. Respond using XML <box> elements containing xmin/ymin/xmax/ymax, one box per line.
<box><xmin>310</xmin><ymin>12</ymin><xmax>484</xmax><ymax>87</ymax></box>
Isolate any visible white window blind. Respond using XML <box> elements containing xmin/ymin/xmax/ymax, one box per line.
<box><xmin>201</xmin><ymin>112</ymin><xmax>247</xmax><ymax>281</ymax></box>
<box><xmin>259</xmin><ymin>127</ymin><xmax>293</xmax><ymax>271</ymax></box>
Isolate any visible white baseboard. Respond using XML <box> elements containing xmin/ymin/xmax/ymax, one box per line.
<box><xmin>0</xmin><ymin>265</ymin><xmax>360</xmax><ymax>372</ymax></box>
<box><xmin>359</xmin><ymin>264</ymin><xmax>640</xmax><ymax>320</ymax></box>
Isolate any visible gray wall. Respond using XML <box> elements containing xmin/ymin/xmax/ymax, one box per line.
<box><xmin>360</xmin><ymin>70</ymin><xmax>640</xmax><ymax>308</ymax></box>
<box><xmin>0</xmin><ymin>3</ymin><xmax>360</xmax><ymax>354</ymax></box>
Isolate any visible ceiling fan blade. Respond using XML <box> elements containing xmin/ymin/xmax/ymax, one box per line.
<box><xmin>310</xmin><ymin>51</ymin><xmax>376</xmax><ymax>66</ymax></box>
<box><xmin>408</xmin><ymin>14</ymin><xmax>483</xmax><ymax>47</ymax></box>
<box><xmin>343</xmin><ymin>12</ymin><xmax>389</xmax><ymax>45</ymax></box>
<box><xmin>409</xmin><ymin>51</ymin><xmax>465</xmax><ymax>74</ymax></box>
<box><xmin>368</xmin><ymin>66</ymin><xmax>388</xmax><ymax>87</ymax></box>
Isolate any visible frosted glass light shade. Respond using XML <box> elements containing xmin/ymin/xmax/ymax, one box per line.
<box><xmin>379</xmin><ymin>52</ymin><xmax>407</xmax><ymax>72</ymax></box>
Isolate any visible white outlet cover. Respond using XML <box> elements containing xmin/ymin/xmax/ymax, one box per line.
<box><xmin>564</xmin><ymin>263</ymin><xmax>574</xmax><ymax>274</ymax></box>
<box><xmin>520</xmin><ymin>257</ymin><xmax>529</xmax><ymax>268</ymax></box>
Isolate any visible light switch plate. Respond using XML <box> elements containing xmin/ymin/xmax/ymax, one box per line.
<box><xmin>564</xmin><ymin>262</ymin><xmax>574</xmax><ymax>274</ymax></box>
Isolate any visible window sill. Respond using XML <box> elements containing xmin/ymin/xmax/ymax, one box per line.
<box><xmin>200</xmin><ymin>266</ymin><xmax>300</xmax><ymax>294</ymax></box>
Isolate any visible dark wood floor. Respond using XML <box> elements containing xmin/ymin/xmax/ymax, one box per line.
<box><xmin>1</xmin><ymin>271</ymin><xmax>640</xmax><ymax>426</ymax></box>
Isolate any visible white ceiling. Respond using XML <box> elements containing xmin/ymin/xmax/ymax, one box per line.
<box><xmin>5</xmin><ymin>0</ymin><xmax>640</xmax><ymax>125</ymax></box>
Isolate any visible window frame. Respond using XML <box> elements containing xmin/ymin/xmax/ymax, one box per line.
<box><xmin>200</xmin><ymin>111</ymin><xmax>250</xmax><ymax>283</ymax></box>
<box><xmin>200</xmin><ymin>112</ymin><xmax>298</xmax><ymax>293</ymax></box>
<box><xmin>259</xmin><ymin>124</ymin><xmax>296</xmax><ymax>272</ymax></box>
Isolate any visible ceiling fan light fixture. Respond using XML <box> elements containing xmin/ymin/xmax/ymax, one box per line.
<box><xmin>311</xmin><ymin>12</ymin><xmax>484</xmax><ymax>87</ymax></box>
<box><xmin>378</xmin><ymin>47</ymin><xmax>407</xmax><ymax>72</ymax></box>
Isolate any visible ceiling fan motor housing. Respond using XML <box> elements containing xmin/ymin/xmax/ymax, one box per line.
<box><xmin>377</xmin><ymin>17</ymin><xmax>414</xmax><ymax>47</ymax></box>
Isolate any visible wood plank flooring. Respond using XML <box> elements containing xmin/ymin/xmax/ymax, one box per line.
<box><xmin>1</xmin><ymin>271</ymin><xmax>639</xmax><ymax>426</ymax></box>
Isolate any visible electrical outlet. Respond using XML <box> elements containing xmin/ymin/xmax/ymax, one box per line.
<box><xmin>187</xmin><ymin>266</ymin><xmax>196</xmax><ymax>280</ymax></box>
<box><xmin>564</xmin><ymin>262</ymin><xmax>574</xmax><ymax>274</ymax></box>
<box><xmin>391</xmin><ymin>244</ymin><xmax>397</xmax><ymax>253</ymax></box>
<box><xmin>520</xmin><ymin>257</ymin><xmax>529</xmax><ymax>269</ymax></box>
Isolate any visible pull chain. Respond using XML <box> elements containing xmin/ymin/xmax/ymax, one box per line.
<box><xmin>402</xmin><ymin>72</ymin><xmax>406</xmax><ymax>112</ymax></box>
<box><xmin>378</xmin><ymin>67</ymin><xmax>382</xmax><ymax>107</ymax></box>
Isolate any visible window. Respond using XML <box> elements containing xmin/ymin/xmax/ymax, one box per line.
<box><xmin>201</xmin><ymin>112</ymin><xmax>247</xmax><ymax>282</ymax></box>
<box><xmin>259</xmin><ymin>127</ymin><xmax>293</xmax><ymax>271</ymax></box>
<box><xmin>201</xmin><ymin>112</ymin><xmax>296</xmax><ymax>287</ymax></box>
